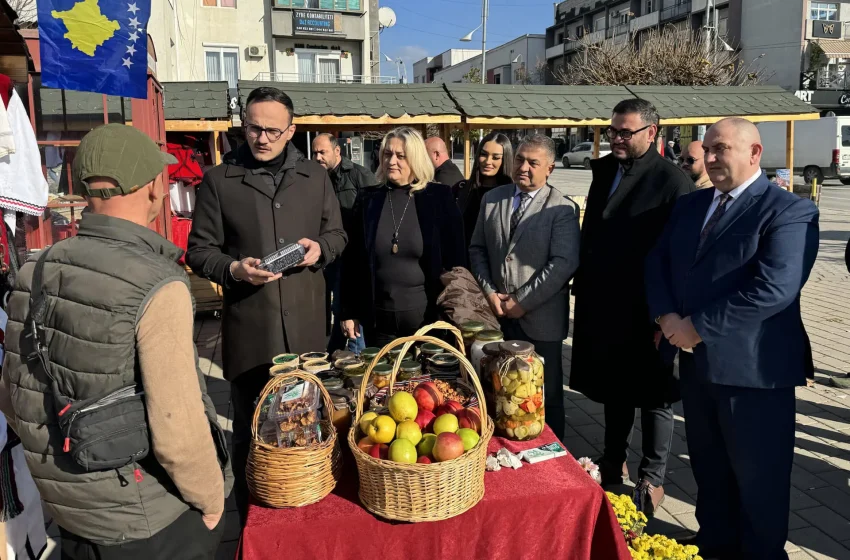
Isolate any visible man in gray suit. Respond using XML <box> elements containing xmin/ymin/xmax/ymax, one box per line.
<box><xmin>469</xmin><ymin>134</ymin><xmax>581</xmax><ymax>441</ymax></box>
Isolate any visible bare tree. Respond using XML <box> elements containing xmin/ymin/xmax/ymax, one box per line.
<box><xmin>554</xmin><ymin>25</ymin><xmax>769</xmax><ymax>87</ymax></box>
<box><xmin>7</xmin><ymin>0</ymin><xmax>37</xmax><ymax>27</ymax></box>
<box><xmin>513</xmin><ymin>58</ymin><xmax>550</xmax><ymax>85</ymax></box>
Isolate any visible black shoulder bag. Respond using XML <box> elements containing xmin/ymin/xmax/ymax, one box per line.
<box><xmin>28</xmin><ymin>248</ymin><xmax>151</xmax><ymax>472</ymax></box>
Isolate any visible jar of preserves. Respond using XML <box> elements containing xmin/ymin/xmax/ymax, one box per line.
<box><xmin>302</xmin><ymin>359</ymin><xmax>332</xmax><ymax>375</ymax></box>
<box><xmin>470</xmin><ymin>330</ymin><xmax>503</xmax><ymax>378</ymax></box>
<box><xmin>494</xmin><ymin>341</ymin><xmax>545</xmax><ymax>441</ymax></box>
<box><xmin>480</xmin><ymin>341</ymin><xmax>503</xmax><ymax>413</ymax></box>
<box><xmin>388</xmin><ymin>345</ymin><xmax>415</xmax><ymax>365</ymax></box>
<box><xmin>300</xmin><ymin>352</ymin><xmax>329</xmax><ymax>363</ymax></box>
<box><xmin>460</xmin><ymin>321</ymin><xmax>487</xmax><ymax>355</ymax></box>
<box><xmin>330</xmin><ymin>350</ymin><xmax>356</xmax><ymax>363</ymax></box>
<box><xmin>418</xmin><ymin>342</ymin><xmax>444</xmax><ymax>370</ymax></box>
<box><xmin>272</xmin><ymin>353</ymin><xmax>299</xmax><ymax>367</ymax></box>
<box><xmin>268</xmin><ymin>363</ymin><xmax>298</xmax><ymax>377</ymax></box>
<box><xmin>398</xmin><ymin>360</ymin><xmax>422</xmax><ymax>381</ymax></box>
<box><xmin>360</xmin><ymin>347</ymin><xmax>384</xmax><ymax>366</ymax></box>
<box><xmin>370</xmin><ymin>363</ymin><xmax>393</xmax><ymax>389</ymax></box>
<box><xmin>427</xmin><ymin>353</ymin><xmax>460</xmax><ymax>380</ymax></box>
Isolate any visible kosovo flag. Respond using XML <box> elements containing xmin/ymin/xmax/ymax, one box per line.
<box><xmin>38</xmin><ymin>0</ymin><xmax>150</xmax><ymax>99</ymax></box>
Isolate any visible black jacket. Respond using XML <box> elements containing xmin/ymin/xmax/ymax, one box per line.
<box><xmin>570</xmin><ymin>145</ymin><xmax>694</xmax><ymax>406</ymax></box>
<box><xmin>186</xmin><ymin>142</ymin><xmax>347</xmax><ymax>380</ymax></box>
<box><xmin>329</xmin><ymin>156</ymin><xmax>377</xmax><ymax>228</ymax></box>
<box><xmin>434</xmin><ymin>159</ymin><xmax>465</xmax><ymax>187</ymax></box>
<box><xmin>453</xmin><ymin>180</ymin><xmax>504</xmax><ymax>251</ymax></box>
<box><xmin>340</xmin><ymin>182</ymin><xmax>467</xmax><ymax>334</ymax></box>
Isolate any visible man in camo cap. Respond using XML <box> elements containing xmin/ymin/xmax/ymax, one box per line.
<box><xmin>0</xmin><ymin>124</ymin><xmax>232</xmax><ymax>560</ymax></box>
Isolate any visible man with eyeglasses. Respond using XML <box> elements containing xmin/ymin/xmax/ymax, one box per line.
<box><xmin>186</xmin><ymin>87</ymin><xmax>347</xmax><ymax>525</ymax></box>
<box><xmin>679</xmin><ymin>140</ymin><xmax>713</xmax><ymax>189</ymax></box>
<box><xmin>570</xmin><ymin>99</ymin><xmax>693</xmax><ymax>517</ymax></box>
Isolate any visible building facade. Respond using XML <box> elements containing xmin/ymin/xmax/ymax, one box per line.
<box><xmin>413</xmin><ymin>49</ymin><xmax>481</xmax><ymax>84</ymax></box>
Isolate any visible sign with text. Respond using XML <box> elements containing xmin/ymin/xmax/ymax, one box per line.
<box><xmin>293</xmin><ymin>10</ymin><xmax>341</xmax><ymax>35</ymax></box>
<box><xmin>775</xmin><ymin>169</ymin><xmax>791</xmax><ymax>189</ymax></box>
<box><xmin>812</xmin><ymin>19</ymin><xmax>842</xmax><ymax>39</ymax></box>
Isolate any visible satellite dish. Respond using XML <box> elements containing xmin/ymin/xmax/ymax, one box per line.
<box><xmin>379</xmin><ymin>7</ymin><xmax>397</xmax><ymax>30</ymax></box>
<box><xmin>826</xmin><ymin>111</ymin><xmax>837</xmax><ymax>117</ymax></box>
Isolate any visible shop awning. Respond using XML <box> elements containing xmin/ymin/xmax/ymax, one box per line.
<box><xmin>817</xmin><ymin>40</ymin><xmax>850</xmax><ymax>58</ymax></box>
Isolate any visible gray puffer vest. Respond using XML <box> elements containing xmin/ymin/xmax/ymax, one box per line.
<box><xmin>2</xmin><ymin>213</ymin><xmax>232</xmax><ymax>545</ymax></box>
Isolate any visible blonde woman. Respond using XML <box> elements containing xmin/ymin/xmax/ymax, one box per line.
<box><xmin>340</xmin><ymin>127</ymin><xmax>466</xmax><ymax>346</ymax></box>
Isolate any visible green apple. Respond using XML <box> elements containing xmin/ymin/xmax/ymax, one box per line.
<box><xmin>432</xmin><ymin>413</ymin><xmax>459</xmax><ymax>435</ymax></box>
<box><xmin>388</xmin><ymin>439</ymin><xmax>417</xmax><ymax>464</ymax></box>
<box><xmin>396</xmin><ymin>420</ymin><xmax>423</xmax><ymax>446</ymax></box>
<box><xmin>417</xmin><ymin>433</ymin><xmax>437</xmax><ymax>458</ymax></box>
<box><xmin>457</xmin><ymin>428</ymin><xmax>480</xmax><ymax>451</ymax></box>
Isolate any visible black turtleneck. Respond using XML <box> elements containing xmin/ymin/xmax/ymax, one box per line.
<box><xmin>260</xmin><ymin>148</ymin><xmax>287</xmax><ymax>177</ymax></box>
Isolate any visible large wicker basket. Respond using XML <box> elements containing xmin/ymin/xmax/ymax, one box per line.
<box><xmin>348</xmin><ymin>321</ymin><xmax>494</xmax><ymax>522</ymax></box>
<box><xmin>247</xmin><ymin>370</ymin><xmax>342</xmax><ymax>508</ymax></box>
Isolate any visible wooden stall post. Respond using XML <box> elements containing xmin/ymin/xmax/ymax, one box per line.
<box><xmin>463</xmin><ymin>124</ymin><xmax>471</xmax><ymax>179</ymax></box>
<box><xmin>213</xmin><ymin>131</ymin><xmax>222</xmax><ymax>165</ymax></box>
<box><xmin>786</xmin><ymin>121</ymin><xmax>794</xmax><ymax>193</ymax></box>
<box><xmin>592</xmin><ymin>126</ymin><xmax>601</xmax><ymax>159</ymax></box>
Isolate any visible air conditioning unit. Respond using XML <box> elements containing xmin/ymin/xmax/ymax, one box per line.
<box><xmin>248</xmin><ymin>45</ymin><xmax>267</xmax><ymax>58</ymax></box>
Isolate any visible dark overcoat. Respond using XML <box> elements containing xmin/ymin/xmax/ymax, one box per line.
<box><xmin>186</xmin><ymin>142</ymin><xmax>347</xmax><ymax>381</ymax></box>
<box><xmin>570</xmin><ymin>145</ymin><xmax>693</xmax><ymax>406</ymax></box>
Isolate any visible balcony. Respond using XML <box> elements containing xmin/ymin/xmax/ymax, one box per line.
<box><xmin>606</xmin><ymin>22</ymin><xmax>631</xmax><ymax>39</ymax></box>
<box><xmin>691</xmin><ymin>0</ymin><xmax>728</xmax><ymax>11</ymax></box>
<box><xmin>546</xmin><ymin>43</ymin><xmax>566</xmax><ymax>59</ymax></box>
<box><xmin>254</xmin><ymin>72</ymin><xmax>400</xmax><ymax>84</ymax></box>
<box><xmin>818</xmin><ymin>67</ymin><xmax>850</xmax><ymax>90</ymax></box>
<box><xmin>630</xmin><ymin>10</ymin><xmax>659</xmax><ymax>32</ymax></box>
<box><xmin>660</xmin><ymin>0</ymin><xmax>692</xmax><ymax>22</ymax></box>
<box><xmin>271</xmin><ymin>0</ymin><xmax>363</xmax><ymax>11</ymax></box>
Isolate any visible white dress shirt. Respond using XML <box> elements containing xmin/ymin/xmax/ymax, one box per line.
<box><xmin>512</xmin><ymin>185</ymin><xmax>541</xmax><ymax>212</ymax></box>
<box><xmin>701</xmin><ymin>170</ymin><xmax>761</xmax><ymax>229</ymax></box>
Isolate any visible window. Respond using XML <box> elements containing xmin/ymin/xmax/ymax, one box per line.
<box><xmin>202</xmin><ymin>0</ymin><xmax>235</xmax><ymax>6</ymax></box>
<box><xmin>811</xmin><ymin>2</ymin><xmax>838</xmax><ymax>20</ymax></box>
<box><xmin>274</xmin><ymin>0</ymin><xmax>361</xmax><ymax>9</ymax></box>
<box><xmin>556</xmin><ymin>32</ymin><xmax>564</xmax><ymax>44</ymax></box>
<box><xmin>493</xmin><ymin>73</ymin><xmax>501</xmax><ymax>84</ymax></box>
<box><xmin>297</xmin><ymin>51</ymin><xmax>340</xmax><ymax>83</ymax></box>
<box><xmin>645</xmin><ymin>0</ymin><xmax>654</xmax><ymax>13</ymax></box>
<box><xmin>205</xmin><ymin>47</ymin><xmax>239</xmax><ymax>97</ymax></box>
<box><xmin>594</xmin><ymin>15</ymin><xmax>606</xmax><ymax>31</ymax></box>
<box><xmin>842</xmin><ymin>126</ymin><xmax>850</xmax><ymax>147</ymax></box>
<box><xmin>576</xmin><ymin>25</ymin><xmax>584</xmax><ymax>38</ymax></box>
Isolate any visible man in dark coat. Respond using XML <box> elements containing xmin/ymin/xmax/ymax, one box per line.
<box><xmin>425</xmin><ymin>137</ymin><xmax>465</xmax><ymax>186</ymax></box>
<box><xmin>186</xmin><ymin>87</ymin><xmax>347</xmax><ymax>524</ymax></box>
<box><xmin>311</xmin><ymin>133</ymin><xmax>377</xmax><ymax>353</ymax></box>
<box><xmin>570</xmin><ymin>99</ymin><xmax>693</xmax><ymax>516</ymax></box>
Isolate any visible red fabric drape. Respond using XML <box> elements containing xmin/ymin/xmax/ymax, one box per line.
<box><xmin>238</xmin><ymin>426</ymin><xmax>631</xmax><ymax>560</ymax></box>
<box><xmin>166</xmin><ymin>142</ymin><xmax>204</xmax><ymax>187</ymax></box>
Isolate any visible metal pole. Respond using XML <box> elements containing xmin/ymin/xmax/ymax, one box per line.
<box><xmin>479</xmin><ymin>0</ymin><xmax>488</xmax><ymax>142</ymax></box>
<box><xmin>713</xmin><ymin>2</ymin><xmax>719</xmax><ymax>64</ymax></box>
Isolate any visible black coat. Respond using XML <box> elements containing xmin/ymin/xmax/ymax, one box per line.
<box><xmin>340</xmin><ymin>182</ymin><xmax>467</xmax><ymax>335</ymax></box>
<box><xmin>434</xmin><ymin>160</ymin><xmax>465</xmax><ymax>187</ymax></box>
<box><xmin>186</xmin><ymin>143</ymin><xmax>347</xmax><ymax>381</ymax></box>
<box><xmin>570</xmin><ymin>145</ymin><xmax>693</xmax><ymax>406</ymax></box>
<box><xmin>329</xmin><ymin>156</ymin><xmax>377</xmax><ymax>229</ymax></box>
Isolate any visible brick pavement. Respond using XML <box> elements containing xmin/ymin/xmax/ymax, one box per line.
<box><xmin>40</xmin><ymin>210</ymin><xmax>850</xmax><ymax>560</ymax></box>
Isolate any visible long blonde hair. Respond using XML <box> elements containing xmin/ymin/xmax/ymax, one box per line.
<box><xmin>376</xmin><ymin>126</ymin><xmax>435</xmax><ymax>192</ymax></box>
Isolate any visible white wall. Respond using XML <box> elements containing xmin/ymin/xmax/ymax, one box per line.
<box><xmin>432</xmin><ymin>36</ymin><xmax>546</xmax><ymax>84</ymax></box>
<box><xmin>738</xmin><ymin>0</ymin><xmax>805</xmax><ymax>91</ymax></box>
<box><xmin>274</xmin><ymin>38</ymin><xmax>360</xmax><ymax>80</ymax></box>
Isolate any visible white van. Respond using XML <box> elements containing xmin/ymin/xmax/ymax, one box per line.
<box><xmin>758</xmin><ymin>116</ymin><xmax>850</xmax><ymax>185</ymax></box>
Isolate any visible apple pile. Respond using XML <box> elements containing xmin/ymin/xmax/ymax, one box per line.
<box><xmin>356</xmin><ymin>381</ymin><xmax>482</xmax><ymax>464</ymax></box>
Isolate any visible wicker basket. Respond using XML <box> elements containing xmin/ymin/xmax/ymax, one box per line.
<box><xmin>348</xmin><ymin>321</ymin><xmax>494</xmax><ymax>522</ymax></box>
<box><xmin>247</xmin><ymin>370</ymin><xmax>342</xmax><ymax>508</ymax></box>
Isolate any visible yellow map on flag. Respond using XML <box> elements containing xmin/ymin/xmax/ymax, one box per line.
<box><xmin>51</xmin><ymin>0</ymin><xmax>119</xmax><ymax>57</ymax></box>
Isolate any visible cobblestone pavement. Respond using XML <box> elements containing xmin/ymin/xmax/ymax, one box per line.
<box><xmin>41</xmin><ymin>209</ymin><xmax>850</xmax><ymax>560</ymax></box>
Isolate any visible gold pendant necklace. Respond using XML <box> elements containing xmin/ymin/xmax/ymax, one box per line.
<box><xmin>388</xmin><ymin>189</ymin><xmax>412</xmax><ymax>255</ymax></box>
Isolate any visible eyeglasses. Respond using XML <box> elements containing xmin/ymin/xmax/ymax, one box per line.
<box><xmin>245</xmin><ymin>123</ymin><xmax>289</xmax><ymax>142</ymax></box>
<box><xmin>604</xmin><ymin>124</ymin><xmax>652</xmax><ymax>141</ymax></box>
<box><xmin>679</xmin><ymin>156</ymin><xmax>701</xmax><ymax>165</ymax></box>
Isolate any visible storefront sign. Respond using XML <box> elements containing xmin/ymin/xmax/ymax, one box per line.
<box><xmin>293</xmin><ymin>10</ymin><xmax>341</xmax><ymax>35</ymax></box>
<box><xmin>811</xmin><ymin>90</ymin><xmax>850</xmax><ymax>108</ymax></box>
<box><xmin>812</xmin><ymin>19</ymin><xmax>842</xmax><ymax>39</ymax></box>
<box><xmin>795</xmin><ymin>90</ymin><xmax>814</xmax><ymax>103</ymax></box>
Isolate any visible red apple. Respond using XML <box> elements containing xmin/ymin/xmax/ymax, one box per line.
<box><xmin>369</xmin><ymin>443</ymin><xmax>389</xmax><ymax>460</ymax></box>
<box><xmin>415</xmin><ymin>409</ymin><xmax>436</xmax><ymax>432</ymax></box>
<box><xmin>457</xmin><ymin>408</ymin><xmax>482</xmax><ymax>433</ymax></box>
<box><xmin>417</xmin><ymin>456</ymin><xmax>432</xmax><ymax>464</ymax></box>
<box><xmin>357</xmin><ymin>436</ymin><xmax>376</xmax><ymax>454</ymax></box>
<box><xmin>413</xmin><ymin>382</ymin><xmax>444</xmax><ymax>412</ymax></box>
<box><xmin>432</xmin><ymin>432</ymin><xmax>465</xmax><ymax>462</ymax></box>
<box><xmin>435</xmin><ymin>400</ymin><xmax>464</xmax><ymax>417</ymax></box>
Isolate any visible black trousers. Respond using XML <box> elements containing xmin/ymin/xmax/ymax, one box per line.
<box><xmin>680</xmin><ymin>353</ymin><xmax>794</xmax><ymax>560</ymax></box>
<box><xmin>231</xmin><ymin>365</ymin><xmax>272</xmax><ymax>526</ymax></box>
<box><xmin>500</xmin><ymin>319</ymin><xmax>566</xmax><ymax>442</ymax></box>
<box><xmin>602</xmin><ymin>403</ymin><xmax>674</xmax><ymax>487</ymax></box>
<box><xmin>60</xmin><ymin>507</ymin><xmax>224</xmax><ymax>560</ymax></box>
<box><xmin>369</xmin><ymin>306</ymin><xmax>428</xmax><ymax>347</ymax></box>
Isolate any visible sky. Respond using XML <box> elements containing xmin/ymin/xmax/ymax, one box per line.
<box><xmin>377</xmin><ymin>0</ymin><xmax>558</xmax><ymax>82</ymax></box>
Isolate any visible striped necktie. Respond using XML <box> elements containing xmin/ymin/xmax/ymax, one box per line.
<box><xmin>697</xmin><ymin>193</ymin><xmax>731</xmax><ymax>253</ymax></box>
<box><xmin>510</xmin><ymin>192</ymin><xmax>531</xmax><ymax>239</ymax></box>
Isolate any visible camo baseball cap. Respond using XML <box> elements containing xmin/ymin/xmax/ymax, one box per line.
<box><xmin>74</xmin><ymin>124</ymin><xmax>177</xmax><ymax>198</ymax></box>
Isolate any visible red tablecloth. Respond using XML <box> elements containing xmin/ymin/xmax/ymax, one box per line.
<box><xmin>238</xmin><ymin>426</ymin><xmax>631</xmax><ymax>560</ymax></box>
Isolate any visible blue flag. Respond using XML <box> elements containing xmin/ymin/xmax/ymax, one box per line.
<box><xmin>38</xmin><ymin>0</ymin><xmax>150</xmax><ymax>99</ymax></box>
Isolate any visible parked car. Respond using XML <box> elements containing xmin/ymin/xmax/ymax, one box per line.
<box><xmin>562</xmin><ymin>142</ymin><xmax>611</xmax><ymax>169</ymax></box>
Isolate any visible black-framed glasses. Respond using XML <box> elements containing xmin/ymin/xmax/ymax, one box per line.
<box><xmin>244</xmin><ymin>123</ymin><xmax>288</xmax><ymax>142</ymax></box>
<box><xmin>604</xmin><ymin>124</ymin><xmax>652</xmax><ymax>141</ymax></box>
<box><xmin>679</xmin><ymin>156</ymin><xmax>701</xmax><ymax>165</ymax></box>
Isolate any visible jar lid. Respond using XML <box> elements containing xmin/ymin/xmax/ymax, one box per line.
<box><xmin>300</xmin><ymin>352</ymin><xmax>329</xmax><ymax>362</ymax></box>
<box><xmin>499</xmin><ymin>340</ymin><xmax>535</xmax><ymax>355</ymax></box>
<box><xmin>388</xmin><ymin>346</ymin><xmax>412</xmax><ymax>358</ymax></box>
<box><xmin>272</xmin><ymin>353</ymin><xmax>299</xmax><ymax>365</ymax></box>
<box><xmin>331</xmin><ymin>350</ymin><xmax>356</xmax><ymax>362</ymax></box>
<box><xmin>322</xmin><ymin>378</ymin><xmax>344</xmax><ymax>390</ymax></box>
<box><xmin>361</xmin><ymin>347</ymin><xmax>381</xmax><ymax>359</ymax></box>
<box><xmin>476</xmin><ymin>329</ymin><xmax>503</xmax><ymax>342</ymax></box>
<box><xmin>372</xmin><ymin>363</ymin><xmax>393</xmax><ymax>376</ymax></box>
<box><xmin>420</xmin><ymin>342</ymin><xmax>444</xmax><ymax>355</ymax></box>
<box><xmin>331</xmin><ymin>395</ymin><xmax>348</xmax><ymax>407</ymax></box>
<box><xmin>430</xmin><ymin>353</ymin><xmax>459</xmax><ymax>367</ymax></box>
<box><xmin>482</xmin><ymin>342</ymin><xmax>502</xmax><ymax>356</ymax></box>
<box><xmin>302</xmin><ymin>359</ymin><xmax>331</xmax><ymax>373</ymax></box>
<box><xmin>460</xmin><ymin>321</ymin><xmax>487</xmax><ymax>333</ymax></box>
<box><xmin>399</xmin><ymin>360</ymin><xmax>422</xmax><ymax>372</ymax></box>
<box><xmin>268</xmin><ymin>363</ymin><xmax>298</xmax><ymax>376</ymax></box>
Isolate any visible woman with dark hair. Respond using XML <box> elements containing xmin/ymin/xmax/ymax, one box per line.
<box><xmin>453</xmin><ymin>132</ymin><xmax>514</xmax><ymax>249</ymax></box>
<box><xmin>340</xmin><ymin>127</ymin><xmax>467</xmax><ymax>347</ymax></box>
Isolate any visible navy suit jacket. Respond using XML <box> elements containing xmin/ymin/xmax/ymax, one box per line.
<box><xmin>645</xmin><ymin>174</ymin><xmax>819</xmax><ymax>389</ymax></box>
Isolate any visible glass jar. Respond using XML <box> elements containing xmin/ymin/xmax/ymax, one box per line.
<box><xmin>428</xmin><ymin>353</ymin><xmax>460</xmax><ymax>380</ymax></box>
<box><xmin>419</xmin><ymin>342</ymin><xmax>444</xmax><ymax>370</ymax></box>
<box><xmin>360</xmin><ymin>347</ymin><xmax>384</xmax><ymax>366</ymax></box>
<box><xmin>370</xmin><ymin>363</ymin><xmax>393</xmax><ymax>389</ymax></box>
<box><xmin>493</xmin><ymin>340</ymin><xmax>545</xmax><ymax>441</ymax></box>
<box><xmin>272</xmin><ymin>353</ymin><xmax>299</xmax><ymax>367</ymax></box>
<box><xmin>460</xmin><ymin>321</ymin><xmax>487</xmax><ymax>355</ymax></box>
<box><xmin>329</xmin><ymin>394</ymin><xmax>352</xmax><ymax>435</ymax></box>
<box><xmin>470</xmin><ymin>330</ymin><xmax>503</xmax><ymax>378</ymax></box>
<box><xmin>480</xmin><ymin>341</ymin><xmax>503</xmax><ymax>413</ymax></box>
<box><xmin>398</xmin><ymin>360</ymin><xmax>422</xmax><ymax>381</ymax></box>
<box><xmin>388</xmin><ymin>345</ymin><xmax>415</xmax><ymax>366</ymax></box>
<box><xmin>321</xmin><ymin>377</ymin><xmax>344</xmax><ymax>391</ymax></box>
<box><xmin>302</xmin><ymin>359</ymin><xmax>332</xmax><ymax>375</ymax></box>
<box><xmin>300</xmin><ymin>352</ymin><xmax>329</xmax><ymax>363</ymax></box>
<box><xmin>268</xmin><ymin>363</ymin><xmax>298</xmax><ymax>377</ymax></box>
<box><xmin>330</xmin><ymin>350</ymin><xmax>356</xmax><ymax>363</ymax></box>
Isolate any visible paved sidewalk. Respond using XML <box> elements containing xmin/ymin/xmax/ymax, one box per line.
<box><xmin>40</xmin><ymin>209</ymin><xmax>850</xmax><ymax>560</ymax></box>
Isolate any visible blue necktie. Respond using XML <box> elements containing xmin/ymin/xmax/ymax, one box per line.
<box><xmin>697</xmin><ymin>193</ymin><xmax>730</xmax><ymax>253</ymax></box>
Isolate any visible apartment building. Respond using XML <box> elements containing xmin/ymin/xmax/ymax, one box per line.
<box><xmin>413</xmin><ymin>49</ymin><xmax>481</xmax><ymax>84</ymax></box>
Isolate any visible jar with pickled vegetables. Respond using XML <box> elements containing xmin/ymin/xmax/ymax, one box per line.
<box><xmin>370</xmin><ymin>363</ymin><xmax>393</xmax><ymax>389</ymax></box>
<box><xmin>398</xmin><ymin>360</ymin><xmax>422</xmax><ymax>381</ymax></box>
<box><xmin>494</xmin><ymin>341</ymin><xmax>545</xmax><ymax>441</ymax></box>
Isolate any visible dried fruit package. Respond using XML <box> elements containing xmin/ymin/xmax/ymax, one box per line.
<box><xmin>268</xmin><ymin>380</ymin><xmax>324</xmax><ymax>448</ymax></box>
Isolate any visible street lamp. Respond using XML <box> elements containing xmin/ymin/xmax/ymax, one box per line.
<box><xmin>460</xmin><ymin>0</ymin><xmax>489</xmax><ymax>86</ymax></box>
<box><xmin>382</xmin><ymin>53</ymin><xmax>407</xmax><ymax>84</ymax></box>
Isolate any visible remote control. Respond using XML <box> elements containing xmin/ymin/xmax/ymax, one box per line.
<box><xmin>258</xmin><ymin>243</ymin><xmax>306</xmax><ymax>274</ymax></box>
